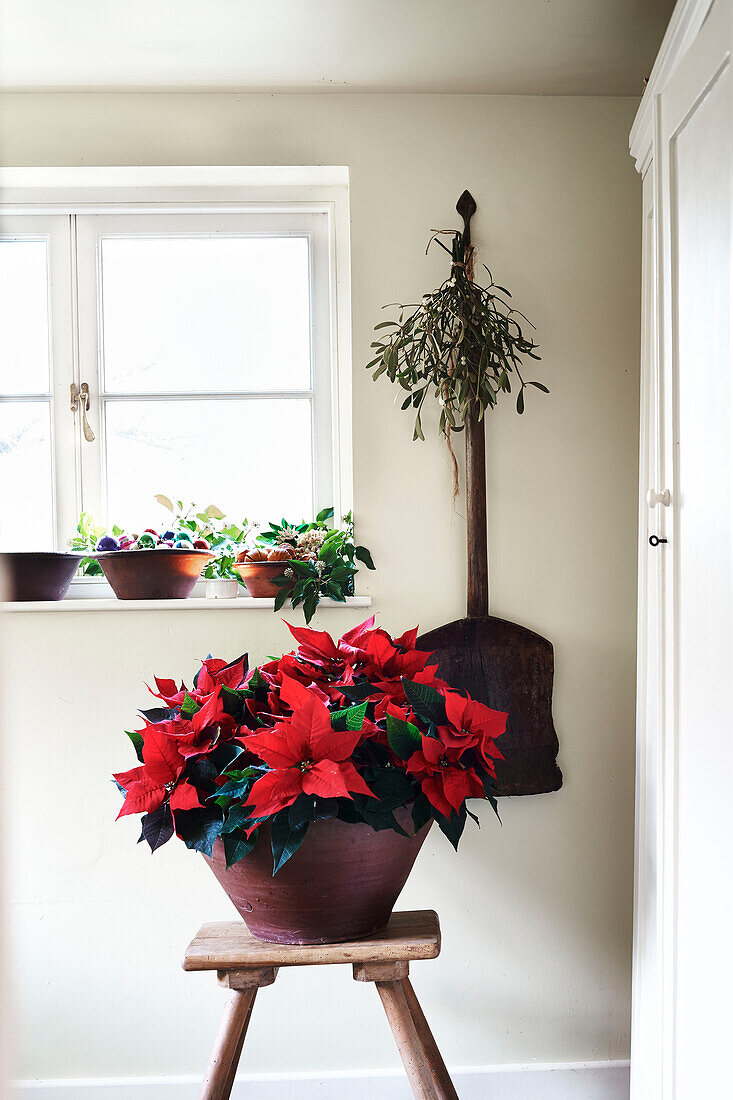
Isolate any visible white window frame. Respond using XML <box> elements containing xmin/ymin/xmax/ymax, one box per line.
<box><xmin>0</xmin><ymin>214</ymin><xmax>78</xmax><ymax>544</ymax></box>
<box><xmin>0</xmin><ymin>167</ymin><xmax>354</xmax><ymax>551</ymax></box>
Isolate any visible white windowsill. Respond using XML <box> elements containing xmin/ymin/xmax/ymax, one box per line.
<box><xmin>0</xmin><ymin>596</ymin><xmax>372</xmax><ymax>613</ymax></box>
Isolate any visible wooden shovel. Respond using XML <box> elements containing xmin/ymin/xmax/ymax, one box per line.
<box><xmin>417</xmin><ymin>191</ymin><xmax>562</xmax><ymax>796</ymax></box>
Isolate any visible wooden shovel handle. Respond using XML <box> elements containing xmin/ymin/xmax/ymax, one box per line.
<box><xmin>466</xmin><ymin>410</ymin><xmax>488</xmax><ymax>617</ymax></box>
<box><xmin>457</xmin><ymin>191</ymin><xmax>489</xmax><ymax>618</ymax></box>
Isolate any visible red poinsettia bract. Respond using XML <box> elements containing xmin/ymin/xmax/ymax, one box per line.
<box><xmin>243</xmin><ymin>686</ymin><xmax>374</xmax><ymax>819</ymax></box>
<box><xmin>405</xmin><ymin>738</ymin><xmax>485</xmax><ymax>820</ymax></box>
<box><xmin>114</xmin><ymin>724</ymin><xmax>201</xmax><ymax>822</ymax></box>
<box><xmin>440</xmin><ymin>690</ymin><xmax>507</xmax><ymax>777</ymax></box>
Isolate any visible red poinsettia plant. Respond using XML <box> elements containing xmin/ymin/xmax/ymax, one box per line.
<box><xmin>114</xmin><ymin>618</ymin><xmax>506</xmax><ymax>872</ymax></box>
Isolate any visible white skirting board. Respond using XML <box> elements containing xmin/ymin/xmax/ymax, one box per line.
<box><xmin>14</xmin><ymin>1061</ymin><xmax>630</xmax><ymax>1099</ymax></box>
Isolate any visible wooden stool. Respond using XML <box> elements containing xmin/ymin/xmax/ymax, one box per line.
<box><xmin>183</xmin><ymin>909</ymin><xmax>458</xmax><ymax>1100</ymax></box>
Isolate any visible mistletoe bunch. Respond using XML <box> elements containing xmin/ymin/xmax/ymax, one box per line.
<box><xmin>367</xmin><ymin>229</ymin><xmax>547</xmax><ymax>440</ymax></box>
<box><xmin>114</xmin><ymin>619</ymin><xmax>506</xmax><ymax>873</ymax></box>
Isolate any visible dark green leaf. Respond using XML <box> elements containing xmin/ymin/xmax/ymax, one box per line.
<box><xmin>139</xmin><ymin>707</ymin><xmax>177</xmax><ymax>723</ymax></box>
<box><xmin>479</xmin><ymin>772</ymin><xmax>502</xmax><ymax>823</ymax></box>
<box><xmin>220</xmin><ymin>685</ymin><xmax>247</xmax><ymax>719</ymax></box>
<box><xmin>325</xmin><ymin>581</ymin><xmax>347</xmax><ymax>602</ymax></box>
<box><xmin>385</xmin><ymin>713</ymin><xmax>422</xmax><ymax>759</ymax></box>
<box><xmin>466</xmin><ymin>805</ymin><xmax>481</xmax><ymax>827</ymax></box>
<box><xmin>366</xmin><ymin>766</ymin><xmax>416</xmax><ymax>811</ymax></box>
<box><xmin>220</xmin><ymin>805</ymin><xmax>254</xmax><ymax>833</ymax></box>
<box><xmin>354</xmin><ymin>546</ymin><xmax>375</xmax><ymax>570</ymax></box>
<box><xmin>214</xmin><ymin>776</ymin><xmax>255</xmax><ymax>800</ymax></box>
<box><xmin>401</xmin><ymin>678</ymin><xmax>447</xmax><ymax>726</ymax></box>
<box><xmin>349</xmin><ymin>792</ymin><xmax>410</xmax><ymax>835</ymax></box>
<box><xmin>270</xmin><ymin>811</ymin><xmax>308</xmax><ymax>875</ymax></box>
<box><xmin>339</xmin><ymin>680</ymin><xmax>375</xmax><ymax>703</ymax></box>
<box><xmin>141</xmin><ymin>803</ymin><xmax>174</xmax><ymax>852</ymax></box>
<box><xmin>184</xmin><ymin>756</ymin><xmax>220</xmax><ymax>792</ymax></box>
<box><xmin>176</xmin><ymin>808</ymin><xmax>224</xmax><ymax>857</ymax></box>
<box><xmin>273</xmin><ymin>585</ymin><xmax>290</xmax><ymax>611</ymax></box>
<box><xmin>223</xmin><ymin>829</ymin><xmax>256</xmax><ymax>868</ymax></box>
<box><xmin>303</xmin><ymin>593</ymin><xmax>319</xmax><ymax>624</ymax></box>
<box><xmin>411</xmin><ymin>793</ymin><xmax>433</xmax><ymax>833</ymax></box>
<box><xmin>208</xmin><ymin>742</ymin><xmax>245</xmax><ymax>774</ymax></box>
<box><xmin>125</xmin><ymin>728</ymin><xmax>144</xmax><ymax>763</ymax></box>
<box><xmin>435</xmin><ymin>806</ymin><xmax>467</xmax><ymax>851</ymax></box>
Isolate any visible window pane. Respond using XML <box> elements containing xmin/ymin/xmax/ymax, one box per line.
<box><xmin>0</xmin><ymin>240</ymin><xmax>51</xmax><ymax>395</ymax></box>
<box><xmin>100</xmin><ymin>237</ymin><xmax>312</xmax><ymax>394</ymax></box>
<box><xmin>104</xmin><ymin>398</ymin><xmax>313</xmax><ymax>531</ymax></box>
<box><xmin>0</xmin><ymin>402</ymin><xmax>54</xmax><ymax>549</ymax></box>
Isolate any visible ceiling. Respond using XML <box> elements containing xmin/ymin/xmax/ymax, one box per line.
<box><xmin>0</xmin><ymin>0</ymin><xmax>674</xmax><ymax>95</ymax></box>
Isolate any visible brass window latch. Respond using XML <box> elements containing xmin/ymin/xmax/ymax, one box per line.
<box><xmin>70</xmin><ymin>382</ymin><xmax>95</xmax><ymax>442</ymax></box>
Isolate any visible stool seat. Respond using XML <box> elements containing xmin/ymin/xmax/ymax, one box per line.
<box><xmin>183</xmin><ymin>908</ymin><xmax>441</xmax><ymax>971</ymax></box>
<box><xmin>184</xmin><ymin>908</ymin><xmax>457</xmax><ymax>1100</ymax></box>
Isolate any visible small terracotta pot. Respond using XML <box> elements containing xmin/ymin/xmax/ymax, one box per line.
<box><xmin>95</xmin><ymin>548</ymin><xmax>214</xmax><ymax>600</ymax></box>
<box><xmin>233</xmin><ymin>560</ymin><xmax>291</xmax><ymax>598</ymax></box>
<box><xmin>204</xmin><ymin>811</ymin><xmax>431</xmax><ymax>944</ymax></box>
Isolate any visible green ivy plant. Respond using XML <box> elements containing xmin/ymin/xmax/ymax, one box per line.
<box><xmin>366</xmin><ymin>229</ymin><xmax>547</xmax><ymax>440</ymax></box>
<box><xmin>256</xmin><ymin>509</ymin><xmax>375</xmax><ymax>622</ymax></box>
<box><xmin>68</xmin><ymin>511</ymin><xmax>116</xmax><ymax>576</ymax></box>
<box><xmin>155</xmin><ymin>496</ymin><xmax>251</xmax><ymax>584</ymax></box>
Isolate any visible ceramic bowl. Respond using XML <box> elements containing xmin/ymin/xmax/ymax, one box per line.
<box><xmin>0</xmin><ymin>551</ymin><xmax>84</xmax><ymax>602</ymax></box>
<box><xmin>94</xmin><ymin>548</ymin><xmax>214</xmax><ymax>600</ymax></box>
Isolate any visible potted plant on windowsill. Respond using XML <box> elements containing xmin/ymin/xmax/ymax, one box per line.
<box><xmin>202</xmin><ymin>533</ymin><xmax>251</xmax><ymax>599</ymax></box>
<box><xmin>153</xmin><ymin>495</ymin><xmax>250</xmax><ymax>598</ymax></box>
<box><xmin>113</xmin><ymin>617</ymin><xmax>505</xmax><ymax>945</ymax></box>
<box><xmin>236</xmin><ymin>509</ymin><xmax>375</xmax><ymax>621</ymax></box>
<box><xmin>202</xmin><ymin>559</ymin><xmax>240</xmax><ymax>599</ymax></box>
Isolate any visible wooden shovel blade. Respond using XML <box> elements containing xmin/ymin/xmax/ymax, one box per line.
<box><xmin>417</xmin><ymin>616</ymin><xmax>562</xmax><ymax>796</ymax></box>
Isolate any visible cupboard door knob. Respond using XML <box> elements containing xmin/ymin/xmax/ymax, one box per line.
<box><xmin>647</xmin><ymin>488</ymin><xmax>670</xmax><ymax>507</ymax></box>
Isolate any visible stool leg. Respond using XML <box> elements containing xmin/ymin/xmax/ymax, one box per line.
<box><xmin>401</xmin><ymin>978</ymin><xmax>459</xmax><ymax>1100</ymax></box>
<box><xmin>199</xmin><ymin>987</ymin><xmax>257</xmax><ymax>1100</ymax></box>
<box><xmin>374</xmin><ymin>978</ymin><xmax>458</xmax><ymax>1100</ymax></box>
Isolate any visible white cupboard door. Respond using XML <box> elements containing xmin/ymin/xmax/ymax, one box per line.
<box><xmin>658</xmin><ymin>2</ymin><xmax>733</xmax><ymax>1095</ymax></box>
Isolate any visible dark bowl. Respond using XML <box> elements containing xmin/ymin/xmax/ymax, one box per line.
<box><xmin>94</xmin><ymin>549</ymin><xmax>215</xmax><ymax>600</ymax></box>
<box><xmin>0</xmin><ymin>551</ymin><xmax>84</xmax><ymax>602</ymax></box>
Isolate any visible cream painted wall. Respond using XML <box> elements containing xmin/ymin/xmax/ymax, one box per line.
<box><xmin>0</xmin><ymin>93</ymin><xmax>640</xmax><ymax>1079</ymax></box>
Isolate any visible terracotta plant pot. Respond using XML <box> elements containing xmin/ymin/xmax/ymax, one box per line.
<box><xmin>95</xmin><ymin>548</ymin><xmax>214</xmax><ymax>600</ymax></box>
<box><xmin>0</xmin><ymin>551</ymin><xmax>83</xmax><ymax>602</ymax></box>
<box><xmin>233</xmin><ymin>560</ymin><xmax>291</xmax><ymax>598</ymax></box>
<box><xmin>204</xmin><ymin>811</ymin><xmax>431</xmax><ymax>944</ymax></box>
